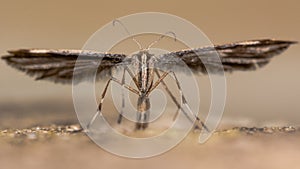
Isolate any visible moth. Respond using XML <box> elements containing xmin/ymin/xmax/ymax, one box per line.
<box><xmin>2</xmin><ymin>39</ymin><xmax>296</xmax><ymax>130</ymax></box>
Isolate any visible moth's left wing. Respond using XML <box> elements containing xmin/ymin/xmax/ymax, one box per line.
<box><xmin>2</xmin><ymin>49</ymin><xmax>127</xmax><ymax>84</ymax></box>
<box><xmin>157</xmin><ymin>39</ymin><xmax>296</xmax><ymax>74</ymax></box>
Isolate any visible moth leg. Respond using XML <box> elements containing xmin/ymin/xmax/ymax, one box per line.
<box><xmin>86</xmin><ymin>76</ymin><xmax>139</xmax><ymax>131</ymax></box>
<box><xmin>134</xmin><ymin>71</ymin><xmax>170</xmax><ymax>130</ymax></box>
<box><xmin>110</xmin><ymin>77</ymin><xmax>139</xmax><ymax>95</ymax></box>
<box><xmin>146</xmin><ymin>71</ymin><xmax>170</xmax><ymax>96</ymax></box>
<box><xmin>154</xmin><ymin>70</ymin><xmax>202</xmax><ymax>129</ymax></box>
<box><xmin>117</xmin><ymin>68</ymin><xmax>126</xmax><ymax>124</ymax></box>
<box><xmin>135</xmin><ymin>97</ymin><xmax>150</xmax><ymax>130</ymax></box>
<box><xmin>124</xmin><ymin>66</ymin><xmax>139</xmax><ymax>88</ymax></box>
<box><xmin>86</xmin><ymin>78</ymin><xmax>112</xmax><ymax>130</ymax></box>
<box><xmin>118</xmin><ymin>66</ymin><xmax>144</xmax><ymax>126</ymax></box>
<box><xmin>171</xmin><ymin>72</ymin><xmax>209</xmax><ymax>132</ymax></box>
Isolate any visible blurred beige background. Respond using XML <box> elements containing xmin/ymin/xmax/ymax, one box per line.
<box><xmin>1</xmin><ymin>1</ymin><xmax>300</xmax><ymax>169</ymax></box>
<box><xmin>0</xmin><ymin>0</ymin><xmax>299</xmax><ymax>128</ymax></box>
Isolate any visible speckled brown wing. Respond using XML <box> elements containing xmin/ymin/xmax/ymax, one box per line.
<box><xmin>157</xmin><ymin>39</ymin><xmax>296</xmax><ymax>74</ymax></box>
<box><xmin>2</xmin><ymin>49</ymin><xmax>127</xmax><ymax>84</ymax></box>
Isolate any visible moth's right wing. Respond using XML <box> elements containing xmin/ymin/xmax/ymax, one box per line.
<box><xmin>157</xmin><ymin>39</ymin><xmax>296</xmax><ymax>74</ymax></box>
<box><xmin>2</xmin><ymin>49</ymin><xmax>127</xmax><ymax>84</ymax></box>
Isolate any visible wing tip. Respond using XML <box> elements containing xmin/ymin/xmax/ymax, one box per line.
<box><xmin>287</xmin><ymin>40</ymin><xmax>298</xmax><ymax>45</ymax></box>
<box><xmin>7</xmin><ymin>49</ymin><xmax>31</xmax><ymax>54</ymax></box>
<box><xmin>238</xmin><ymin>39</ymin><xmax>297</xmax><ymax>45</ymax></box>
<box><xmin>261</xmin><ymin>39</ymin><xmax>298</xmax><ymax>46</ymax></box>
<box><xmin>271</xmin><ymin>39</ymin><xmax>298</xmax><ymax>45</ymax></box>
<box><xmin>1</xmin><ymin>55</ymin><xmax>10</xmax><ymax>60</ymax></box>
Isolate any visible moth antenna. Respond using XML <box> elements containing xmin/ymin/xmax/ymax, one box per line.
<box><xmin>146</xmin><ymin>31</ymin><xmax>177</xmax><ymax>50</ymax></box>
<box><xmin>112</xmin><ymin>19</ymin><xmax>142</xmax><ymax>50</ymax></box>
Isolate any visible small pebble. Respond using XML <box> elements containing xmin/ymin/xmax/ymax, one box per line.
<box><xmin>27</xmin><ymin>133</ymin><xmax>37</xmax><ymax>140</ymax></box>
<box><xmin>282</xmin><ymin>126</ymin><xmax>296</xmax><ymax>133</ymax></box>
<box><xmin>262</xmin><ymin>127</ymin><xmax>274</xmax><ymax>134</ymax></box>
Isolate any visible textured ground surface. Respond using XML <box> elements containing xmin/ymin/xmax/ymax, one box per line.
<box><xmin>1</xmin><ymin>124</ymin><xmax>299</xmax><ymax>169</ymax></box>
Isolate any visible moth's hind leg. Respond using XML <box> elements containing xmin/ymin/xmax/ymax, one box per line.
<box><xmin>86</xmin><ymin>78</ymin><xmax>112</xmax><ymax>131</ymax></box>
<box><xmin>154</xmin><ymin>70</ymin><xmax>209</xmax><ymax>132</ymax></box>
<box><xmin>86</xmin><ymin>75</ymin><xmax>139</xmax><ymax>131</ymax></box>
<box><xmin>135</xmin><ymin>97</ymin><xmax>150</xmax><ymax>130</ymax></box>
<box><xmin>118</xmin><ymin>66</ymin><xmax>141</xmax><ymax>125</ymax></box>
<box><xmin>171</xmin><ymin>71</ymin><xmax>209</xmax><ymax>132</ymax></box>
<box><xmin>117</xmin><ymin>68</ymin><xmax>126</xmax><ymax>124</ymax></box>
<box><xmin>135</xmin><ymin>111</ymin><xmax>150</xmax><ymax>130</ymax></box>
